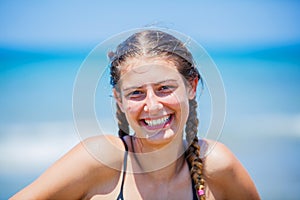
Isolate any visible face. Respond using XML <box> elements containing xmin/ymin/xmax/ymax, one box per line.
<box><xmin>115</xmin><ymin>57</ymin><xmax>196</xmax><ymax>145</ymax></box>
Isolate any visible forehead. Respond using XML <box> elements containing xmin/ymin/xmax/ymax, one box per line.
<box><xmin>118</xmin><ymin>58</ymin><xmax>183</xmax><ymax>88</ymax></box>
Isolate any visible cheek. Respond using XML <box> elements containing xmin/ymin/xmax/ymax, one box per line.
<box><xmin>166</xmin><ymin>94</ymin><xmax>190</xmax><ymax>124</ymax></box>
<box><xmin>123</xmin><ymin>101</ymin><xmax>143</xmax><ymax>116</ymax></box>
<box><xmin>166</xmin><ymin>93</ymin><xmax>189</xmax><ymax>110</ymax></box>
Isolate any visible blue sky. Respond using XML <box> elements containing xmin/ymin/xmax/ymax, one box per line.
<box><xmin>1</xmin><ymin>0</ymin><xmax>300</xmax><ymax>49</ymax></box>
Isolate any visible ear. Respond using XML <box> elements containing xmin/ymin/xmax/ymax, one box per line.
<box><xmin>187</xmin><ymin>78</ymin><xmax>198</xmax><ymax>99</ymax></box>
<box><xmin>113</xmin><ymin>88</ymin><xmax>125</xmax><ymax>113</ymax></box>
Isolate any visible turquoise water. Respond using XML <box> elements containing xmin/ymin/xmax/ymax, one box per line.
<box><xmin>1</xmin><ymin>44</ymin><xmax>300</xmax><ymax>199</ymax></box>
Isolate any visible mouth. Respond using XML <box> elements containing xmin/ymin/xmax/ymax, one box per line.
<box><xmin>140</xmin><ymin>114</ymin><xmax>173</xmax><ymax>130</ymax></box>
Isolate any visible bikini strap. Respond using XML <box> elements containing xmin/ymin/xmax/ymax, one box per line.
<box><xmin>116</xmin><ymin>136</ymin><xmax>129</xmax><ymax>200</ymax></box>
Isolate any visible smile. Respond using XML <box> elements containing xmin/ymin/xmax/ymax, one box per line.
<box><xmin>141</xmin><ymin>115</ymin><xmax>173</xmax><ymax>130</ymax></box>
<box><xmin>144</xmin><ymin>115</ymin><xmax>170</xmax><ymax>126</ymax></box>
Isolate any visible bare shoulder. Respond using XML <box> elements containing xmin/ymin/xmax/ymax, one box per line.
<box><xmin>10</xmin><ymin>135</ymin><xmax>125</xmax><ymax>200</ymax></box>
<box><xmin>199</xmin><ymin>139</ymin><xmax>261</xmax><ymax>199</ymax></box>
<box><xmin>51</xmin><ymin>134</ymin><xmax>126</xmax><ymax>174</ymax></box>
<box><xmin>200</xmin><ymin>139</ymin><xmax>237</xmax><ymax>176</ymax></box>
<box><xmin>82</xmin><ymin>134</ymin><xmax>126</xmax><ymax>168</ymax></box>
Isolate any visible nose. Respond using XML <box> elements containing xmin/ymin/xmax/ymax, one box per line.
<box><xmin>143</xmin><ymin>89</ymin><xmax>163</xmax><ymax>114</ymax></box>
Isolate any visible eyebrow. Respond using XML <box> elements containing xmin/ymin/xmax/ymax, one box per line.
<box><xmin>122</xmin><ymin>79</ymin><xmax>178</xmax><ymax>91</ymax></box>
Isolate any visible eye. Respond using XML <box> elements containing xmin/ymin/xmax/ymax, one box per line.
<box><xmin>159</xmin><ymin>85</ymin><xmax>174</xmax><ymax>91</ymax></box>
<box><xmin>157</xmin><ymin>85</ymin><xmax>176</xmax><ymax>96</ymax></box>
<box><xmin>131</xmin><ymin>90</ymin><xmax>142</xmax><ymax>95</ymax></box>
<box><xmin>160</xmin><ymin>85</ymin><xmax>170</xmax><ymax>90</ymax></box>
<box><xmin>126</xmin><ymin>90</ymin><xmax>145</xmax><ymax>100</ymax></box>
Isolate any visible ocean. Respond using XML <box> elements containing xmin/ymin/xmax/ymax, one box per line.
<box><xmin>1</xmin><ymin>44</ymin><xmax>300</xmax><ymax>199</ymax></box>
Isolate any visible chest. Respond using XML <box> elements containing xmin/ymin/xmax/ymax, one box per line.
<box><xmin>128</xmin><ymin>172</ymin><xmax>197</xmax><ymax>199</ymax></box>
<box><xmin>87</xmin><ymin>174</ymin><xmax>222</xmax><ymax>200</ymax></box>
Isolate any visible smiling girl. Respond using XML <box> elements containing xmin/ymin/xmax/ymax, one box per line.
<box><xmin>11</xmin><ymin>29</ymin><xmax>260</xmax><ymax>200</ymax></box>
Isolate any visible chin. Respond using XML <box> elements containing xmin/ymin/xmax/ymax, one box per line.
<box><xmin>143</xmin><ymin>128</ymin><xmax>179</xmax><ymax>146</ymax></box>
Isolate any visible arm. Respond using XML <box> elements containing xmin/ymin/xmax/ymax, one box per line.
<box><xmin>10</xmin><ymin>135</ymin><xmax>124</xmax><ymax>200</ymax></box>
<box><xmin>204</xmin><ymin>141</ymin><xmax>260</xmax><ymax>200</ymax></box>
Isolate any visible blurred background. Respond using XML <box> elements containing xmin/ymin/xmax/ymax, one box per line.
<box><xmin>1</xmin><ymin>0</ymin><xmax>300</xmax><ymax>199</ymax></box>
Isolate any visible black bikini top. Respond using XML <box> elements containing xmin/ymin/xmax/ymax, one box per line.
<box><xmin>116</xmin><ymin>136</ymin><xmax>198</xmax><ymax>200</ymax></box>
<box><xmin>116</xmin><ymin>136</ymin><xmax>128</xmax><ymax>200</ymax></box>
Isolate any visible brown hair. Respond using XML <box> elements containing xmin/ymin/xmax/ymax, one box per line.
<box><xmin>109</xmin><ymin>29</ymin><xmax>205</xmax><ymax>199</ymax></box>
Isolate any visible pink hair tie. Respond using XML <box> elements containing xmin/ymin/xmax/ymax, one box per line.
<box><xmin>197</xmin><ymin>189</ymin><xmax>205</xmax><ymax>196</ymax></box>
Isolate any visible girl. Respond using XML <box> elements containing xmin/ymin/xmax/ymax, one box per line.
<box><xmin>11</xmin><ymin>29</ymin><xmax>260</xmax><ymax>200</ymax></box>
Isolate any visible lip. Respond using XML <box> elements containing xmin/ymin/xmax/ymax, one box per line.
<box><xmin>140</xmin><ymin>114</ymin><xmax>173</xmax><ymax>131</ymax></box>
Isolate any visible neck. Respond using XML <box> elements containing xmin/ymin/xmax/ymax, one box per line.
<box><xmin>130</xmin><ymin>134</ymin><xmax>187</xmax><ymax>181</ymax></box>
<box><xmin>146</xmin><ymin>153</ymin><xmax>186</xmax><ymax>183</ymax></box>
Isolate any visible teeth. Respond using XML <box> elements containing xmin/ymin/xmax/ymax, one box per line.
<box><xmin>145</xmin><ymin>116</ymin><xmax>169</xmax><ymax>126</ymax></box>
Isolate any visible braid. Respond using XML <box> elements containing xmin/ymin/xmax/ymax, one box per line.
<box><xmin>185</xmin><ymin>98</ymin><xmax>205</xmax><ymax>200</ymax></box>
<box><xmin>116</xmin><ymin>103</ymin><xmax>130</xmax><ymax>138</ymax></box>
